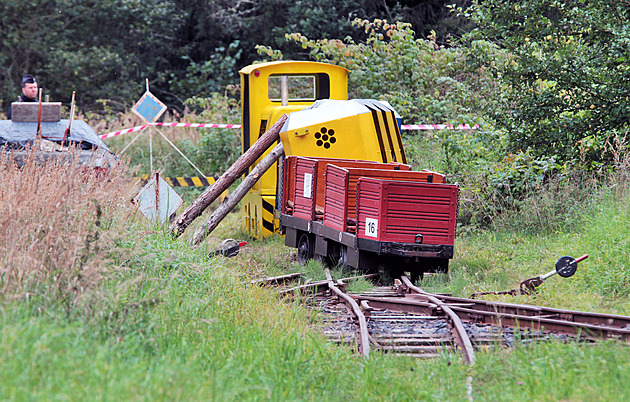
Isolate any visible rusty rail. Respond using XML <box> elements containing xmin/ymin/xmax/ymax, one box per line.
<box><xmin>354</xmin><ymin>287</ymin><xmax>630</xmax><ymax>344</ymax></box>
<box><xmin>280</xmin><ymin>274</ymin><xmax>379</xmax><ymax>296</ymax></box>
<box><xmin>249</xmin><ymin>272</ymin><xmax>303</xmax><ymax>286</ymax></box>
<box><xmin>423</xmin><ymin>295</ymin><xmax>630</xmax><ymax>342</ymax></box>
<box><xmin>280</xmin><ymin>269</ymin><xmax>630</xmax><ymax>362</ymax></box>
<box><xmin>399</xmin><ymin>276</ymin><xmax>476</xmax><ymax>365</ymax></box>
<box><xmin>324</xmin><ymin>269</ymin><xmax>370</xmax><ymax>357</ymax></box>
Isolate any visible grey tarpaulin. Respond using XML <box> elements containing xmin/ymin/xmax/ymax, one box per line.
<box><xmin>0</xmin><ymin>119</ymin><xmax>110</xmax><ymax>151</ymax></box>
<box><xmin>0</xmin><ymin>119</ymin><xmax>116</xmax><ymax>169</ymax></box>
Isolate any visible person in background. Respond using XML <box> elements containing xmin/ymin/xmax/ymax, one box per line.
<box><xmin>7</xmin><ymin>74</ymin><xmax>38</xmax><ymax>120</ymax></box>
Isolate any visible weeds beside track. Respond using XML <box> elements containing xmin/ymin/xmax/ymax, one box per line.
<box><xmin>2</xmin><ymin>154</ymin><xmax>630</xmax><ymax>400</ymax></box>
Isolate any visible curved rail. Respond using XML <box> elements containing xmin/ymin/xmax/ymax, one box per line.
<box><xmin>400</xmin><ymin>276</ymin><xmax>476</xmax><ymax>364</ymax></box>
<box><xmin>325</xmin><ymin>269</ymin><xmax>371</xmax><ymax>357</ymax></box>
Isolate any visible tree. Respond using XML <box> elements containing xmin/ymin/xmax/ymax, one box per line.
<box><xmin>0</xmin><ymin>0</ymin><xmax>478</xmax><ymax>115</ymax></box>
<box><xmin>167</xmin><ymin>0</ymin><xmax>478</xmax><ymax>102</ymax></box>
<box><xmin>0</xmin><ymin>0</ymin><xmax>185</xmax><ymax>113</ymax></box>
<box><xmin>462</xmin><ymin>0</ymin><xmax>630</xmax><ymax>164</ymax></box>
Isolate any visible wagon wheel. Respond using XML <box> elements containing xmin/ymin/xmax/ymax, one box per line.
<box><xmin>329</xmin><ymin>244</ymin><xmax>348</xmax><ymax>268</ymax></box>
<box><xmin>296</xmin><ymin>234</ymin><xmax>314</xmax><ymax>265</ymax></box>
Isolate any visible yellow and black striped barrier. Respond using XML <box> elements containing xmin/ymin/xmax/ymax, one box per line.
<box><xmin>139</xmin><ymin>174</ymin><xmax>216</xmax><ymax>187</ymax></box>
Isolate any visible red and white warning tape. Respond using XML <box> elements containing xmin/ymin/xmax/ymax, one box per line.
<box><xmin>100</xmin><ymin>124</ymin><xmax>150</xmax><ymax>140</ymax></box>
<box><xmin>152</xmin><ymin>122</ymin><xmax>242</xmax><ymax>129</ymax></box>
<box><xmin>100</xmin><ymin>124</ymin><xmax>149</xmax><ymax>140</ymax></box>
<box><xmin>100</xmin><ymin>122</ymin><xmax>478</xmax><ymax>140</ymax></box>
<box><xmin>100</xmin><ymin>122</ymin><xmax>242</xmax><ymax>139</ymax></box>
<box><xmin>401</xmin><ymin>124</ymin><xmax>479</xmax><ymax>130</ymax></box>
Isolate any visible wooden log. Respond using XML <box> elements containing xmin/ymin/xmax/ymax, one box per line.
<box><xmin>191</xmin><ymin>142</ymin><xmax>285</xmax><ymax>245</ymax></box>
<box><xmin>169</xmin><ymin>114</ymin><xmax>288</xmax><ymax>237</ymax></box>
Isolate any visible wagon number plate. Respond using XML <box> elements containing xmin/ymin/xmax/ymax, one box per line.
<box><xmin>365</xmin><ymin>218</ymin><xmax>378</xmax><ymax>238</ymax></box>
<box><xmin>303</xmin><ymin>173</ymin><xmax>313</xmax><ymax>198</ymax></box>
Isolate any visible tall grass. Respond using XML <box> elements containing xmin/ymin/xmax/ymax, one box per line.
<box><xmin>0</xmin><ymin>151</ymin><xmax>132</xmax><ymax>311</ymax></box>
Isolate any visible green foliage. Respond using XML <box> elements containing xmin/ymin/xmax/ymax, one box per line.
<box><xmin>182</xmin><ymin>91</ymin><xmax>241</xmax><ymax>177</ymax></box>
<box><xmin>461</xmin><ymin>0</ymin><xmax>630</xmax><ymax>164</ymax></box>
<box><xmin>0</xmin><ymin>1</ymin><xmax>477</xmax><ymax>115</ymax></box>
<box><xmin>168</xmin><ymin>42</ymin><xmax>243</xmax><ymax>101</ymax></box>
<box><xmin>278</xmin><ymin>19</ymin><xmax>501</xmax><ymax>125</ymax></box>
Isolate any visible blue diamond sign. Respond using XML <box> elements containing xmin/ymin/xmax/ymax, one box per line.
<box><xmin>132</xmin><ymin>90</ymin><xmax>167</xmax><ymax>123</ymax></box>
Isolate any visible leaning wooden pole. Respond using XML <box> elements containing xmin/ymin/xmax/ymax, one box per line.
<box><xmin>191</xmin><ymin>143</ymin><xmax>285</xmax><ymax>245</ymax></box>
<box><xmin>169</xmin><ymin>114</ymin><xmax>288</xmax><ymax>237</ymax></box>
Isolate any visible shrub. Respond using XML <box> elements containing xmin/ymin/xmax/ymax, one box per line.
<box><xmin>460</xmin><ymin>0</ymin><xmax>630</xmax><ymax>165</ymax></box>
<box><xmin>258</xmin><ymin>19</ymin><xmax>505</xmax><ymax>126</ymax></box>
<box><xmin>183</xmin><ymin>91</ymin><xmax>242</xmax><ymax>177</ymax></box>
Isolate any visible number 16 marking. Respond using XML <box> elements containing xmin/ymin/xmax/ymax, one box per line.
<box><xmin>365</xmin><ymin>218</ymin><xmax>378</xmax><ymax>238</ymax></box>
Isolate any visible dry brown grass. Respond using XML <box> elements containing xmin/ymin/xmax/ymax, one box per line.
<box><xmin>0</xmin><ymin>149</ymin><xmax>134</xmax><ymax>306</ymax></box>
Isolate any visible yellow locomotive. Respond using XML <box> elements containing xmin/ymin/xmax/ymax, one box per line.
<box><xmin>239</xmin><ymin>61</ymin><xmax>407</xmax><ymax>239</ymax></box>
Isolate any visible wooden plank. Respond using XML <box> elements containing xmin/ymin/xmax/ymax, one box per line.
<box><xmin>11</xmin><ymin>102</ymin><xmax>61</xmax><ymax>122</ymax></box>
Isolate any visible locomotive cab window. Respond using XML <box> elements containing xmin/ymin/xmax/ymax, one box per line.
<box><xmin>268</xmin><ymin>74</ymin><xmax>331</xmax><ymax>102</ymax></box>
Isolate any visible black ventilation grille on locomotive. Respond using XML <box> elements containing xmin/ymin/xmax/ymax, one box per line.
<box><xmin>258</xmin><ymin>120</ymin><xmax>268</xmax><ymax>137</ymax></box>
<box><xmin>391</xmin><ymin>111</ymin><xmax>407</xmax><ymax>163</ymax></box>
<box><xmin>376</xmin><ymin>105</ymin><xmax>397</xmax><ymax>162</ymax></box>
<box><xmin>314</xmin><ymin>126</ymin><xmax>337</xmax><ymax>149</ymax></box>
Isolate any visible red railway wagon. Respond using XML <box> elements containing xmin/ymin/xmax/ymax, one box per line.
<box><xmin>282</xmin><ymin>156</ymin><xmax>411</xmax><ymax>221</ymax></box>
<box><xmin>280</xmin><ymin>156</ymin><xmax>458</xmax><ymax>279</ymax></box>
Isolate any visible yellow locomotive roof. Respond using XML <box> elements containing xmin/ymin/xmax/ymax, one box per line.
<box><xmin>239</xmin><ymin>60</ymin><xmax>348</xmax><ymax>75</ymax></box>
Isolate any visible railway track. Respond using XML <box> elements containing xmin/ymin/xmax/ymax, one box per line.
<box><xmin>309</xmin><ymin>283</ymin><xmax>558</xmax><ymax>361</ymax></box>
<box><xmin>272</xmin><ymin>271</ymin><xmax>630</xmax><ymax>362</ymax></box>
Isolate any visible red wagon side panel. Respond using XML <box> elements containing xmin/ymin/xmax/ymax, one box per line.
<box><xmin>356</xmin><ymin>177</ymin><xmax>458</xmax><ymax>245</ymax></box>
<box><xmin>354</xmin><ymin>179</ymin><xmax>383</xmax><ymax>238</ymax></box>
<box><xmin>314</xmin><ymin>158</ymin><xmax>410</xmax><ymax>205</ymax></box>
<box><xmin>292</xmin><ymin>157</ymin><xmax>318</xmax><ymax>220</ymax></box>
<box><xmin>288</xmin><ymin>156</ymin><xmax>405</xmax><ymax>220</ymax></box>
<box><xmin>344</xmin><ymin>168</ymin><xmax>440</xmax><ymax>222</ymax></box>
<box><xmin>323</xmin><ymin>164</ymin><xmax>349</xmax><ymax>231</ymax></box>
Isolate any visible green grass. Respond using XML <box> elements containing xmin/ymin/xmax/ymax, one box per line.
<box><xmin>2</xmin><ymin>249</ymin><xmax>628</xmax><ymax>400</ymax></box>
<box><xmin>2</xmin><ymin>148</ymin><xmax>630</xmax><ymax>400</ymax></box>
<box><xmin>4</xmin><ymin>206</ymin><xmax>629</xmax><ymax>401</ymax></box>
<box><xmin>471</xmin><ymin>341</ymin><xmax>630</xmax><ymax>401</ymax></box>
